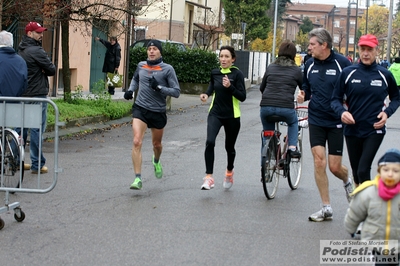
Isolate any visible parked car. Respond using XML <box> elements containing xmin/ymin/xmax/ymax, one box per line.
<box><xmin>130</xmin><ymin>39</ymin><xmax>187</xmax><ymax>51</ymax></box>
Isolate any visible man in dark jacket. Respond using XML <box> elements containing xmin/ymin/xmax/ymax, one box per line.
<box><xmin>95</xmin><ymin>36</ymin><xmax>121</xmax><ymax>95</ymax></box>
<box><xmin>18</xmin><ymin>21</ymin><xmax>56</xmax><ymax>174</ymax></box>
<box><xmin>297</xmin><ymin>28</ymin><xmax>353</xmax><ymax>222</ymax></box>
<box><xmin>0</xmin><ymin>30</ymin><xmax>27</xmax><ymax>97</ymax></box>
<box><xmin>331</xmin><ymin>34</ymin><xmax>400</xmax><ymax>186</ymax></box>
<box><xmin>303</xmin><ymin>48</ymin><xmax>312</xmax><ymax>64</ymax></box>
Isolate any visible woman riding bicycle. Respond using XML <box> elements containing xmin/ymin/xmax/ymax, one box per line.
<box><xmin>259</xmin><ymin>41</ymin><xmax>303</xmax><ymax>158</ymax></box>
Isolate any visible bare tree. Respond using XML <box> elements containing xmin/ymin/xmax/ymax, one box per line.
<box><xmin>337</xmin><ymin>27</ymin><xmax>347</xmax><ymax>54</ymax></box>
<box><xmin>192</xmin><ymin>8</ymin><xmax>222</xmax><ymax>50</ymax></box>
<box><xmin>2</xmin><ymin>0</ymin><xmax>168</xmax><ymax>100</ymax></box>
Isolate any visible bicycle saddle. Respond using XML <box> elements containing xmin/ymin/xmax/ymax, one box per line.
<box><xmin>265</xmin><ymin>115</ymin><xmax>287</xmax><ymax>123</ymax></box>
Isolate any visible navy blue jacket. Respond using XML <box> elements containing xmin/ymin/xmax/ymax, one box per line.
<box><xmin>0</xmin><ymin>47</ymin><xmax>27</xmax><ymax>97</ymax></box>
<box><xmin>302</xmin><ymin>50</ymin><xmax>351</xmax><ymax>127</ymax></box>
<box><xmin>331</xmin><ymin>61</ymin><xmax>400</xmax><ymax>138</ymax></box>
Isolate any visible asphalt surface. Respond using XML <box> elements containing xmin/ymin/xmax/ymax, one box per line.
<box><xmin>1</xmin><ymin>86</ymin><xmax>400</xmax><ymax>265</ymax></box>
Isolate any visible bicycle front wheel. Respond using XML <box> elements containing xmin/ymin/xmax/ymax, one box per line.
<box><xmin>261</xmin><ymin>141</ymin><xmax>279</xmax><ymax>199</ymax></box>
<box><xmin>0</xmin><ymin>129</ymin><xmax>24</xmax><ymax>189</ymax></box>
<box><xmin>287</xmin><ymin>128</ymin><xmax>303</xmax><ymax>190</ymax></box>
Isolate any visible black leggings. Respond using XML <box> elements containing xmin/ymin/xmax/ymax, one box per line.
<box><xmin>205</xmin><ymin>115</ymin><xmax>241</xmax><ymax>174</ymax></box>
<box><xmin>345</xmin><ymin>134</ymin><xmax>384</xmax><ymax>185</ymax></box>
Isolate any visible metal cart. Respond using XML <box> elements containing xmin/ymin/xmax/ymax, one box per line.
<box><xmin>0</xmin><ymin>97</ymin><xmax>63</xmax><ymax>230</ymax></box>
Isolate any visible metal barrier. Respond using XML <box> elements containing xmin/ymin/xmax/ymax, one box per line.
<box><xmin>0</xmin><ymin>97</ymin><xmax>64</xmax><ymax>230</ymax></box>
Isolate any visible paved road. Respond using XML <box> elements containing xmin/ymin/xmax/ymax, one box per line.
<box><xmin>1</xmin><ymin>87</ymin><xmax>400</xmax><ymax>265</ymax></box>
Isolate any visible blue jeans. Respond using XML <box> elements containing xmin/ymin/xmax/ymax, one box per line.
<box><xmin>260</xmin><ymin>106</ymin><xmax>298</xmax><ymax>147</ymax></box>
<box><xmin>15</xmin><ymin>96</ymin><xmax>47</xmax><ymax>171</ymax></box>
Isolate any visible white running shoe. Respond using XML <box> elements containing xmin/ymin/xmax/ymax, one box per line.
<box><xmin>201</xmin><ymin>176</ymin><xmax>215</xmax><ymax>190</ymax></box>
<box><xmin>309</xmin><ymin>205</ymin><xmax>333</xmax><ymax>222</ymax></box>
<box><xmin>223</xmin><ymin>170</ymin><xmax>234</xmax><ymax>189</ymax></box>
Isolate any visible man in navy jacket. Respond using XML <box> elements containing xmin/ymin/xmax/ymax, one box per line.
<box><xmin>0</xmin><ymin>31</ymin><xmax>27</xmax><ymax>97</ymax></box>
<box><xmin>331</xmin><ymin>34</ymin><xmax>400</xmax><ymax>186</ymax></box>
<box><xmin>298</xmin><ymin>28</ymin><xmax>353</xmax><ymax>222</ymax></box>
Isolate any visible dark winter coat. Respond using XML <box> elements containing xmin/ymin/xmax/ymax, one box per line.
<box><xmin>99</xmin><ymin>38</ymin><xmax>121</xmax><ymax>73</ymax></box>
<box><xmin>18</xmin><ymin>35</ymin><xmax>56</xmax><ymax>97</ymax></box>
<box><xmin>259</xmin><ymin>56</ymin><xmax>302</xmax><ymax>109</ymax></box>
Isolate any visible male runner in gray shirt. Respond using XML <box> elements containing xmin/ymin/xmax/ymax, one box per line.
<box><xmin>124</xmin><ymin>40</ymin><xmax>180</xmax><ymax>190</ymax></box>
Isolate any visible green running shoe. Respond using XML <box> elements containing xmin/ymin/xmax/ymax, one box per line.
<box><xmin>130</xmin><ymin>177</ymin><xmax>142</xmax><ymax>190</ymax></box>
<box><xmin>153</xmin><ymin>156</ymin><xmax>163</xmax><ymax>179</ymax></box>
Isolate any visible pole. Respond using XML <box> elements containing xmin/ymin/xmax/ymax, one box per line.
<box><xmin>243</xmin><ymin>27</ymin><xmax>245</xmax><ymax>50</ymax></box>
<box><xmin>272</xmin><ymin>0</ymin><xmax>278</xmax><ymax>60</ymax></box>
<box><xmin>365</xmin><ymin>0</ymin><xmax>369</xmax><ymax>34</ymax></box>
<box><xmin>52</xmin><ymin>21</ymin><xmax>60</xmax><ymax>97</ymax></box>
<box><xmin>203</xmin><ymin>0</ymin><xmax>208</xmax><ymax>48</ymax></box>
<box><xmin>169</xmin><ymin>0</ymin><xmax>173</xmax><ymax>40</ymax></box>
<box><xmin>353</xmin><ymin>0</ymin><xmax>359</xmax><ymax>62</ymax></box>
<box><xmin>386</xmin><ymin>0</ymin><xmax>393</xmax><ymax>62</ymax></box>
<box><xmin>346</xmin><ymin>3</ymin><xmax>351</xmax><ymax>56</ymax></box>
<box><xmin>386</xmin><ymin>0</ymin><xmax>393</xmax><ymax>61</ymax></box>
<box><xmin>332</xmin><ymin>8</ymin><xmax>335</xmax><ymax>37</ymax></box>
<box><xmin>123</xmin><ymin>0</ymin><xmax>132</xmax><ymax>92</ymax></box>
<box><xmin>241</xmin><ymin>22</ymin><xmax>246</xmax><ymax>51</ymax></box>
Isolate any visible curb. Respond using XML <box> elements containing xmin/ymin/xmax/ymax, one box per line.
<box><xmin>43</xmin><ymin>116</ymin><xmax>133</xmax><ymax>140</ymax></box>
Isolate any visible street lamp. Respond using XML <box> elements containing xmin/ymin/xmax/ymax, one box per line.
<box><xmin>169</xmin><ymin>0</ymin><xmax>174</xmax><ymax>40</ymax></box>
<box><xmin>387</xmin><ymin>0</ymin><xmax>394</xmax><ymax>61</ymax></box>
<box><xmin>330</xmin><ymin>7</ymin><xmax>340</xmax><ymax>49</ymax></box>
<box><xmin>241</xmin><ymin>22</ymin><xmax>247</xmax><ymax>51</ymax></box>
<box><xmin>365</xmin><ymin>0</ymin><xmax>370</xmax><ymax>34</ymax></box>
<box><xmin>272</xmin><ymin>0</ymin><xmax>278</xmax><ymax>60</ymax></box>
<box><xmin>353</xmin><ymin>0</ymin><xmax>359</xmax><ymax>62</ymax></box>
<box><xmin>345</xmin><ymin>0</ymin><xmax>357</xmax><ymax>57</ymax></box>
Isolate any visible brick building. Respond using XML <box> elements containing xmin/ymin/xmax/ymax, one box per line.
<box><xmin>285</xmin><ymin>2</ymin><xmax>362</xmax><ymax>56</ymax></box>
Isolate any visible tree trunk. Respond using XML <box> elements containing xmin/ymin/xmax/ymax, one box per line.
<box><xmin>61</xmin><ymin>19</ymin><xmax>71</xmax><ymax>101</ymax></box>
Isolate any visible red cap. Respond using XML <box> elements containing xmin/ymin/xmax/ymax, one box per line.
<box><xmin>25</xmin><ymin>22</ymin><xmax>47</xmax><ymax>34</ymax></box>
<box><xmin>358</xmin><ymin>34</ymin><xmax>378</xmax><ymax>48</ymax></box>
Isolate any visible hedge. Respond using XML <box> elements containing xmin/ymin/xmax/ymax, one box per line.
<box><xmin>128</xmin><ymin>44</ymin><xmax>219</xmax><ymax>84</ymax></box>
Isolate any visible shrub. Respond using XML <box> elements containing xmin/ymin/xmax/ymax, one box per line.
<box><xmin>129</xmin><ymin>45</ymin><xmax>219</xmax><ymax>84</ymax></box>
<box><xmin>47</xmin><ymin>81</ymin><xmax>132</xmax><ymax>126</ymax></box>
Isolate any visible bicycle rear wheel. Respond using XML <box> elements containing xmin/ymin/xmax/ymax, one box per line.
<box><xmin>261</xmin><ymin>139</ymin><xmax>279</xmax><ymax>199</ymax></box>
<box><xmin>287</xmin><ymin>128</ymin><xmax>303</xmax><ymax>190</ymax></box>
<box><xmin>0</xmin><ymin>129</ymin><xmax>24</xmax><ymax>189</ymax></box>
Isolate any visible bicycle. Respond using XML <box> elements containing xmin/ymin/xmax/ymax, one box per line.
<box><xmin>0</xmin><ymin>127</ymin><xmax>25</xmax><ymax>189</ymax></box>
<box><xmin>260</xmin><ymin>105</ymin><xmax>308</xmax><ymax>199</ymax></box>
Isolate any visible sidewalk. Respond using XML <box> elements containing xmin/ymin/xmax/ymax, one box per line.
<box><xmin>43</xmin><ymin>92</ymin><xmax>203</xmax><ymax>140</ymax></box>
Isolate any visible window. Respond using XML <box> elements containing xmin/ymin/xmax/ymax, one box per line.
<box><xmin>133</xmin><ymin>27</ymin><xmax>146</xmax><ymax>43</ymax></box>
<box><xmin>193</xmin><ymin>30</ymin><xmax>210</xmax><ymax>46</ymax></box>
<box><xmin>334</xmin><ymin>20</ymin><xmax>340</xmax><ymax>28</ymax></box>
<box><xmin>334</xmin><ymin>35</ymin><xmax>339</xmax><ymax>43</ymax></box>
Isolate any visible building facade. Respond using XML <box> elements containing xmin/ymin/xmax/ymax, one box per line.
<box><xmin>5</xmin><ymin>0</ymin><xmax>224</xmax><ymax>95</ymax></box>
<box><xmin>285</xmin><ymin>2</ymin><xmax>362</xmax><ymax>56</ymax></box>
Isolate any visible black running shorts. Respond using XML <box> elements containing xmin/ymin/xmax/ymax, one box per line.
<box><xmin>132</xmin><ymin>105</ymin><xmax>167</xmax><ymax>129</ymax></box>
<box><xmin>309</xmin><ymin>124</ymin><xmax>344</xmax><ymax>156</ymax></box>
